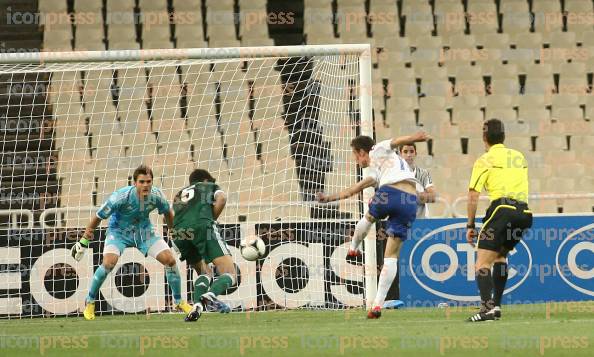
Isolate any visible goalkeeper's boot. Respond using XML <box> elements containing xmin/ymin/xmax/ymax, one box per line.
<box><xmin>83</xmin><ymin>302</ymin><xmax>95</xmax><ymax>321</ymax></box>
<box><xmin>367</xmin><ymin>306</ymin><xmax>382</xmax><ymax>319</ymax></box>
<box><xmin>201</xmin><ymin>292</ymin><xmax>231</xmax><ymax>314</ymax></box>
<box><xmin>176</xmin><ymin>300</ymin><xmax>193</xmax><ymax>314</ymax></box>
<box><xmin>185</xmin><ymin>302</ymin><xmax>204</xmax><ymax>322</ymax></box>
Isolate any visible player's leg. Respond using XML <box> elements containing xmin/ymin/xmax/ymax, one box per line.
<box><xmin>468</xmin><ymin>205</ymin><xmax>517</xmax><ymax>322</ymax></box>
<box><xmin>368</xmin><ymin>187</ymin><xmax>417</xmax><ymax>319</ymax></box>
<box><xmin>151</xmin><ymin>242</ymin><xmax>192</xmax><ymax>313</ymax></box>
<box><xmin>200</xmin><ymin>222</ymin><xmax>234</xmax><ymax>312</ymax></box>
<box><xmin>491</xmin><ymin>207</ymin><xmax>532</xmax><ymax>317</ymax></box>
<box><xmin>368</xmin><ymin>236</ymin><xmax>403</xmax><ymax>319</ymax></box>
<box><xmin>349</xmin><ymin>213</ymin><xmax>376</xmax><ymax>257</ymax></box>
<box><xmin>192</xmin><ymin>261</ymin><xmax>212</xmax><ymax>300</ymax></box>
<box><xmin>84</xmin><ymin>233</ymin><xmax>125</xmax><ymax>320</ymax></box>
<box><xmin>351</xmin><ymin>188</ymin><xmax>388</xmax><ymax>258</ymax></box>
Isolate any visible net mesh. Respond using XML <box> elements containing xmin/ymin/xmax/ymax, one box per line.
<box><xmin>0</xmin><ymin>50</ymin><xmax>371</xmax><ymax>318</ymax></box>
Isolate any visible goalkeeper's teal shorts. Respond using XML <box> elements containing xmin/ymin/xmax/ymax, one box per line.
<box><xmin>103</xmin><ymin>226</ymin><xmax>165</xmax><ymax>257</ymax></box>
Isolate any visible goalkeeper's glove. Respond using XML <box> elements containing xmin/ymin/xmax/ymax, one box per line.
<box><xmin>71</xmin><ymin>237</ymin><xmax>90</xmax><ymax>261</ymax></box>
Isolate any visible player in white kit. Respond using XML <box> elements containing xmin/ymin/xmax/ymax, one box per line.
<box><xmin>317</xmin><ymin>131</ymin><xmax>430</xmax><ymax>318</ymax></box>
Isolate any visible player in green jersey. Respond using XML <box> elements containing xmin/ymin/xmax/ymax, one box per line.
<box><xmin>170</xmin><ymin>169</ymin><xmax>236</xmax><ymax>321</ymax></box>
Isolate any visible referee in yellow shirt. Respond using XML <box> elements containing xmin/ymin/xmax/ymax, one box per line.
<box><xmin>466</xmin><ymin>119</ymin><xmax>533</xmax><ymax>322</ymax></box>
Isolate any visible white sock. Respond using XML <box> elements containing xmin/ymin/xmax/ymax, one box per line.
<box><xmin>373</xmin><ymin>257</ymin><xmax>398</xmax><ymax>307</ymax></box>
<box><xmin>351</xmin><ymin>217</ymin><xmax>372</xmax><ymax>251</ymax></box>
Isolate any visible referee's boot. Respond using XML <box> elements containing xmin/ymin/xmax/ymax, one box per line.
<box><xmin>467</xmin><ymin>307</ymin><xmax>500</xmax><ymax>322</ymax></box>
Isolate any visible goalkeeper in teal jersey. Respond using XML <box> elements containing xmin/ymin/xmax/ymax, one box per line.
<box><xmin>170</xmin><ymin>169</ymin><xmax>236</xmax><ymax>321</ymax></box>
<box><xmin>70</xmin><ymin>165</ymin><xmax>192</xmax><ymax>320</ymax></box>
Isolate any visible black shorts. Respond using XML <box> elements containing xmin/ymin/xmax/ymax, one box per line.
<box><xmin>478</xmin><ymin>198</ymin><xmax>533</xmax><ymax>253</ymax></box>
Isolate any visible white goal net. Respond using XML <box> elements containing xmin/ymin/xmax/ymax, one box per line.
<box><xmin>0</xmin><ymin>45</ymin><xmax>375</xmax><ymax>318</ymax></box>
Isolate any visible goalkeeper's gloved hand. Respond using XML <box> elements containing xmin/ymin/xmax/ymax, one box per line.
<box><xmin>71</xmin><ymin>237</ymin><xmax>90</xmax><ymax>261</ymax></box>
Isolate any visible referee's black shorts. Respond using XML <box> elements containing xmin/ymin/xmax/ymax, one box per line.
<box><xmin>477</xmin><ymin>197</ymin><xmax>533</xmax><ymax>253</ymax></box>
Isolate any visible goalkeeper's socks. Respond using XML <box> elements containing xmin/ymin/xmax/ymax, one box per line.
<box><xmin>373</xmin><ymin>258</ymin><xmax>398</xmax><ymax>307</ymax></box>
<box><xmin>208</xmin><ymin>274</ymin><xmax>233</xmax><ymax>296</ymax></box>
<box><xmin>165</xmin><ymin>265</ymin><xmax>183</xmax><ymax>304</ymax></box>
<box><xmin>87</xmin><ymin>265</ymin><xmax>111</xmax><ymax>302</ymax></box>
<box><xmin>193</xmin><ymin>275</ymin><xmax>211</xmax><ymax>301</ymax></box>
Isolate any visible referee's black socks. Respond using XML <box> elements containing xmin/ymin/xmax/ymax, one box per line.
<box><xmin>476</xmin><ymin>268</ymin><xmax>495</xmax><ymax>311</ymax></box>
<box><xmin>492</xmin><ymin>262</ymin><xmax>508</xmax><ymax>307</ymax></box>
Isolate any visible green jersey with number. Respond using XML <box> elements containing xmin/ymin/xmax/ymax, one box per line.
<box><xmin>173</xmin><ymin>181</ymin><xmax>221</xmax><ymax>228</ymax></box>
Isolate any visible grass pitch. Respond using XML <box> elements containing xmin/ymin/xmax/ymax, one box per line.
<box><xmin>1</xmin><ymin>302</ymin><xmax>593</xmax><ymax>356</ymax></box>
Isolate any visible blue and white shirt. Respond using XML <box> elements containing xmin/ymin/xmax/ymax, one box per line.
<box><xmin>96</xmin><ymin>186</ymin><xmax>170</xmax><ymax>232</ymax></box>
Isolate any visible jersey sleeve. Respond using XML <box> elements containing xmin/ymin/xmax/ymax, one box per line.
<box><xmin>213</xmin><ymin>184</ymin><xmax>225</xmax><ymax>200</ymax></box>
<box><xmin>96</xmin><ymin>191</ymin><xmax>121</xmax><ymax>220</ymax></box>
<box><xmin>363</xmin><ymin>165</ymin><xmax>380</xmax><ymax>184</ymax></box>
<box><xmin>154</xmin><ymin>188</ymin><xmax>171</xmax><ymax>214</ymax></box>
<box><xmin>469</xmin><ymin>155</ymin><xmax>490</xmax><ymax>192</ymax></box>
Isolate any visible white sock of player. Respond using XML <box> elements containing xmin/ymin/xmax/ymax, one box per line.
<box><xmin>373</xmin><ymin>257</ymin><xmax>398</xmax><ymax>308</ymax></box>
<box><xmin>350</xmin><ymin>217</ymin><xmax>372</xmax><ymax>251</ymax></box>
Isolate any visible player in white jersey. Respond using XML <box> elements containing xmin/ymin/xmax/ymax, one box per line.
<box><xmin>317</xmin><ymin>132</ymin><xmax>430</xmax><ymax>319</ymax></box>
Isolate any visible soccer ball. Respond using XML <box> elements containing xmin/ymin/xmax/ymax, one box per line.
<box><xmin>240</xmin><ymin>236</ymin><xmax>266</xmax><ymax>261</ymax></box>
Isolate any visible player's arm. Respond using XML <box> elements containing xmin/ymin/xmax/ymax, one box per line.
<box><xmin>390</xmin><ymin>131</ymin><xmax>431</xmax><ymax>150</ymax></box>
<box><xmin>70</xmin><ymin>215</ymin><xmax>102</xmax><ymax>261</ymax></box>
<box><xmin>213</xmin><ymin>190</ymin><xmax>226</xmax><ymax>219</ymax></box>
<box><xmin>316</xmin><ymin>177</ymin><xmax>376</xmax><ymax>203</ymax></box>
<box><xmin>466</xmin><ymin>189</ymin><xmax>480</xmax><ymax>247</ymax></box>
<box><xmin>466</xmin><ymin>157</ymin><xmax>489</xmax><ymax>247</ymax></box>
<box><xmin>418</xmin><ymin>186</ymin><xmax>436</xmax><ymax>204</ymax></box>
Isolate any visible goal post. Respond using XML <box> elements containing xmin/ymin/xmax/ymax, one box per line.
<box><xmin>0</xmin><ymin>44</ymin><xmax>376</xmax><ymax>318</ymax></box>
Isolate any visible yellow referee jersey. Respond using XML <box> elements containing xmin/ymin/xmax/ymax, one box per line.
<box><xmin>468</xmin><ymin>144</ymin><xmax>529</xmax><ymax>202</ymax></box>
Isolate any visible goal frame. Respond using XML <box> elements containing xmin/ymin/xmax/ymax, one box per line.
<box><xmin>0</xmin><ymin>44</ymin><xmax>378</xmax><ymax>310</ymax></box>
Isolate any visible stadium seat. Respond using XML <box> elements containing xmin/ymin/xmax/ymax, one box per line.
<box><xmin>138</xmin><ymin>0</ymin><xmax>168</xmax><ymax>11</ymax></box>
<box><xmin>536</xmin><ymin>136</ymin><xmax>567</xmax><ymax>151</ymax></box>
<box><xmin>485</xmin><ymin>94</ymin><xmax>515</xmax><ymax>110</ymax></box>
<box><xmin>562</xmin><ymin>199</ymin><xmax>594</xmax><ymax>213</ymax></box>
<box><xmin>420</xmin><ymin>80</ymin><xmax>454</xmax><ymax>99</ymax></box>
<box><xmin>565</xmin><ymin>0</ymin><xmax>594</xmax><ymax>33</ymax></box>
<box><xmin>106</xmin><ymin>0</ymin><xmax>135</xmax><ymax>12</ymax></box>
<box><xmin>435</xmin><ymin>3</ymin><xmax>466</xmax><ymax>41</ymax></box>
<box><xmin>369</xmin><ymin>2</ymin><xmax>399</xmax><ymax>41</ymax></box>
<box><xmin>39</xmin><ymin>0</ymin><xmax>68</xmax><ymax>13</ymax></box>
<box><xmin>419</xmin><ymin>109</ymin><xmax>450</xmax><ymax>127</ymax></box>
<box><xmin>533</xmin><ymin>1</ymin><xmax>564</xmax><ymax>39</ymax></box>
<box><xmin>107</xmin><ymin>24</ymin><xmax>138</xmax><ymax>47</ymax></box>
<box><xmin>476</xmin><ymin>33</ymin><xmax>510</xmax><ymax>50</ymax></box>
<box><xmin>485</xmin><ymin>108</ymin><xmax>517</xmax><ymax>123</ymax></box>
<box><xmin>506</xmin><ymin>136</ymin><xmax>532</xmax><ymax>152</ymax></box>
<box><xmin>43</xmin><ymin>26</ymin><xmax>73</xmax><ymax>51</ymax></box>
<box><xmin>500</xmin><ymin>0</ymin><xmax>529</xmax><ymax>14</ymax></box>
<box><xmin>452</xmin><ymin>95</ymin><xmax>485</xmax><ymax>111</ymax></box>
<box><xmin>73</xmin><ymin>0</ymin><xmax>102</xmax><ymax>12</ymax></box>
<box><xmin>501</xmin><ymin>11</ymin><xmax>531</xmax><ymax>34</ymax></box>
<box><xmin>467</xmin><ymin>2</ymin><xmax>498</xmax><ymax>35</ymax></box>
<box><xmin>543</xmin><ymin>177</ymin><xmax>576</xmax><ymax>194</ymax></box>
<box><xmin>490</xmin><ymin>78</ymin><xmax>520</xmax><ymax>96</ymax></box>
<box><xmin>419</xmin><ymin>96</ymin><xmax>448</xmax><ymax>111</ymax></box>
<box><xmin>417</xmin><ymin>66</ymin><xmax>448</xmax><ymax>81</ymax></box>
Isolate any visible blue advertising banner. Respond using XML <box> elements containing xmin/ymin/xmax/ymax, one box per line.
<box><xmin>398</xmin><ymin>216</ymin><xmax>594</xmax><ymax>306</ymax></box>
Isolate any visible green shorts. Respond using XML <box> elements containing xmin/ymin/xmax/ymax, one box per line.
<box><xmin>171</xmin><ymin>221</ymin><xmax>231</xmax><ymax>265</ymax></box>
